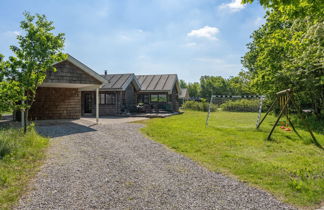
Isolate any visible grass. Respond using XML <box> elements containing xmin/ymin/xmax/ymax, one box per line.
<box><xmin>140</xmin><ymin>111</ymin><xmax>324</xmax><ymax>208</ymax></box>
<box><xmin>0</xmin><ymin>125</ymin><xmax>48</xmax><ymax>209</ymax></box>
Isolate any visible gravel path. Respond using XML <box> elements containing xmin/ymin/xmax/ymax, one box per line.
<box><xmin>16</xmin><ymin>120</ymin><xmax>295</xmax><ymax>209</ymax></box>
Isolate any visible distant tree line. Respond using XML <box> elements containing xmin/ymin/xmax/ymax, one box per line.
<box><xmin>180</xmin><ymin>71</ymin><xmax>255</xmax><ymax>100</ymax></box>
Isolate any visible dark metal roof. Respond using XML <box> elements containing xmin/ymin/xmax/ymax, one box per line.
<box><xmin>101</xmin><ymin>74</ymin><xmax>136</xmax><ymax>90</ymax></box>
<box><xmin>136</xmin><ymin>74</ymin><xmax>178</xmax><ymax>92</ymax></box>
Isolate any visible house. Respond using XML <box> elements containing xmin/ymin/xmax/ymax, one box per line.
<box><xmin>25</xmin><ymin>55</ymin><xmax>180</xmax><ymax>121</ymax></box>
<box><xmin>28</xmin><ymin>55</ymin><xmax>106</xmax><ymax>121</ymax></box>
<box><xmin>81</xmin><ymin>73</ymin><xmax>140</xmax><ymax>116</ymax></box>
<box><xmin>136</xmin><ymin>74</ymin><xmax>180</xmax><ymax>113</ymax></box>
<box><xmin>179</xmin><ymin>88</ymin><xmax>190</xmax><ymax>105</ymax></box>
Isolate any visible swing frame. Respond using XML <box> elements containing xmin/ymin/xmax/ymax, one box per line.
<box><xmin>256</xmin><ymin>89</ymin><xmax>322</xmax><ymax>148</ymax></box>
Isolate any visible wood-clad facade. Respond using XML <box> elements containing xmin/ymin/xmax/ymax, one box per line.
<box><xmin>27</xmin><ymin>55</ymin><xmax>181</xmax><ymax>120</ymax></box>
<box><xmin>27</xmin><ymin>55</ymin><xmax>106</xmax><ymax>120</ymax></box>
<box><xmin>29</xmin><ymin>87</ymin><xmax>81</xmax><ymax>120</ymax></box>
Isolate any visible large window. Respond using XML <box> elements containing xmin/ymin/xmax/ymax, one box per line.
<box><xmin>150</xmin><ymin>94</ymin><xmax>167</xmax><ymax>102</ymax></box>
<box><xmin>158</xmin><ymin>94</ymin><xmax>167</xmax><ymax>102</ymax></box>
<box><xmin>100</xmin><ymin>93</ymin><xmax>116</xmax><ymax>105</ymax></box>
<box><xmin>151</xmin><ymin>94</ymin><xmax>158</xmax><ymax>102</ymax></box>
<box><xmin>137</xmin><ymin>94</ymin><xmax>150</xmax><ymax>104</ymax></box>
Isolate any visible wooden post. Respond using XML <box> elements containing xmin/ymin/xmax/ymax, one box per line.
<box><xmin>96</xmin><ymin>87</ymin><xmax>99</xmax><ymax>124</ymax></box>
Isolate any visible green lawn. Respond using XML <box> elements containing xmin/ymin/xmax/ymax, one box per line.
<box><xmin>0</xmin><ymin>126</ymin><xmax>48</xmax><ymax>209</ymax></box>
<box><xmin>140</xmin><ymin>111</ymin><xmax>324</xmax><ymax>208</ymax></box>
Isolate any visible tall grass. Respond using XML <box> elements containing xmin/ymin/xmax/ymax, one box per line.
<box><xmin>0</xmin><ymin>125</ymin><xmax>48</xmax><ymax>209</ymax></box>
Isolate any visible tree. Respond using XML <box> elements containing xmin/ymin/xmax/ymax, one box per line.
<box><xmin>227</xmin><ymin>72</ymin><xmax>255</xmax><ymax>95</ymax></box>
<box><xmin>200</xmin><ymin>76</ymin><xmax>228</xmax><ymax>98</ymax></box>
<box><xmin>7</xmin><ymin>12</ymin><xmax>66</xmax><ymax>132</ymax></box>
<box><xmin>242</xmin><ymin>0</ymin><xmax>323</xmax><ymax>19</ymax></box>
<box><xmin>187</xmin><ymin>82</ymin><xmax>201</xmax><ymax>98</ymax></box>
<box><xmin>179</xmin><ymin>79</ymin><xmax>187</xmax><ymax>88</ymax></box>
<box><xmin>0</xmin><ymin>54</ymin><xmax>22</xmax><ymax>113</ymax></box>
<box><xmin>242</xmin><ymin>3</ymin><xmax>324</xmax><ymax>118</ymax></box>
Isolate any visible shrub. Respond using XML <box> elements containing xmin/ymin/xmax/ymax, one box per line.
<box><xmin>182</xmin><ymin>101</ymin><xmax>218</xmax><ymax>112</ymax></box>
<box><xmin>220</xmin><ymin>99</ymin><xmax>260</xmax><ymax>112</ymax></box>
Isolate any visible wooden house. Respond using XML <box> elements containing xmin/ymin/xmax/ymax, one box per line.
<box><xmin>25</xmin><ymin>55</ymin><xmax>180</xmax><ymax>121</ymax></box>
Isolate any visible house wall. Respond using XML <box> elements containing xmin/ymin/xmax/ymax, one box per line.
<box><xmin>124</xmin><ymin>83</ymin><xmax>137</xmax><ymax>110</ymax></box>
<box><xmin>171</xmin><ymin>85</ymin><xmax>179</xmax><ymax>112</ymax></box>
<box><xmin>45</xmin><ymin>60</ymin><xmax>101</xmax><ymax>85</ymax></box>
<box><xmin>29</xmin><ymin>87</ymin><xmax>81</xmax><ymax>120</ymax></box>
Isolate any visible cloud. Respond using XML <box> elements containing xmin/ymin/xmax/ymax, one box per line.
<box><xmin>219</xmin><ymin>0</ymin><xmax>245</xmax><ymax>12</ymax></box>
<box><xmin>187</xmin><ymin>26</ymin><xmax>219</xmax><ymax>40</ymax></box>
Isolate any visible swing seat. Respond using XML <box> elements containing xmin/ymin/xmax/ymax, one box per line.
<box><xmin>284</xmin><ymin>127</ymin><xmax>292</xmax><ymax>131</ymax></box>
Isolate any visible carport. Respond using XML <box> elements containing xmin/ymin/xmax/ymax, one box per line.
<box><xmin>27</xmin><ymin>54</ymin><xmax>106</xmax><ymax>124</ymax></box>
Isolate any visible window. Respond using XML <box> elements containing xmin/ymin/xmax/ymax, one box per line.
<box><xmin>158</xmin><ymin>94</ymin><xmax>167</xmax><ymax>102</ymax></box>
<box><xmin>100</xmin><ymin>93</ymin><xmax>105</xmax><ymax>105</ymax></box>
<box><xmin>151</xmin><ymin>94</ymin><xmax>158</xmax><ymax>102</ymax></box>
<box><xmin>144</xmin><ymin>95</ymin><xmax>149</xmax><ymax>104</ymax></box>
<box><xmin>105</xmin><ymin>93</ymin><xmax>116</xmax><ymax>105</ymax></box>
<box><xmin>99</xmin><ymin>93</ymin><xmax>116</xmax><ymax>105</ymax></box>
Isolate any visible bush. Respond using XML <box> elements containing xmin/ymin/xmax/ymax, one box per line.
<box><xmin>182</xmin><ymin>101</ymin><xmax>218</xmax><ymax>112</ymax></box>
<box><xmin>220</xmin><ymin>99</ymin><xmax>260</xmax><ymax>112</ymax></box>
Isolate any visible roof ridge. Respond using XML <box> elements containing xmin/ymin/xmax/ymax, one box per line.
<box><xmin>120</xmin><ymin>74</ymin><xmax>132</xmax><ymax>89</ymax></box>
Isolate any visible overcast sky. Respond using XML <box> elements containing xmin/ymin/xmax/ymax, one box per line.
<box><xmin>0</xmin><ymin>0</ymin><xmax>265</xmax><ymax>82</ymax></box>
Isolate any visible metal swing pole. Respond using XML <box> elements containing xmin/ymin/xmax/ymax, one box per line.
<box><xmin>205</xmin><ymin>94</ymin><xmax>215</xmax><ymax>127</ymax></box>
<box><xmin>256</xmin><ymin>95</ymin><xmax>265</xmax><ymax>128</ymax></box>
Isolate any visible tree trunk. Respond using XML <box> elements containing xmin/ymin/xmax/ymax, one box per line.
<box><xmin>24</xmin><ymin>109</ymin><xmax>28</xmax><ymax>133</ymax></box>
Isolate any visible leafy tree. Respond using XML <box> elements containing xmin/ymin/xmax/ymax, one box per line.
<box><xmin>6</xmin><ymin>12</ymin><xmax>66</xmax><ymax>131</ymax></box>
<box><xmin>200</xmin><ymin>76</ymin><xmax>228</xmax><ymax>98</ymax></box>
<box><xmin>0</xmin><ymin>54</ymin><xmax>22</xmax><ymax>113</ymax></box>
<box><xmin>179</xmin><ymin>79</ymin><xmax>188</xmax><ymax>88</ymax></box>
<box><xmin>242</xmin><ymin>0</ymin><xmax>323</xmax><ymax>19</ymax></box>
<box><xmin>187</xmin><ymin>82</ymin><xmax>201</xmax><ymax>98</ymax></box>
<box><xmin>242</xmin><ymin>2</ymin><xmax>324</xmax><ymax>118</ymax></box>
<box><xmin>227</xmin><ymin>71</ymin><xmax>256</xmax><ymax>95</ymax></box>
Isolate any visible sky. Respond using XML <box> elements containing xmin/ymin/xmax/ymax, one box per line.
<box><xmin>0</xmin><ymin>0</ymin><xmax>266</xmax><ymax>82</ymax></box>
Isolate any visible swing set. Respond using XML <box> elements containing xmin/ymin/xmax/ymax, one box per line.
<box><xmin>205</xmin><ymin>89</ymin><xmax>322</xmax><ymax>148</ymax></box>
<box><xmin>256</xmin><ymin>89</ymin><xmax>322</xmax><ymax>148</ymax></box>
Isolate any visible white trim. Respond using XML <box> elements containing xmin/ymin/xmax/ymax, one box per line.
<box><xmin>96</xmin><ymin>88</ymin><xmax>99</xmax><ymax>124</ymax></box>
<box><xmin>121</xmin><ymin>74</ymin><xmax>141</xmax><ymax>91</ymax></box>
<box><xmin>79</xmin><ymin>84</ymin><xmax>103</xmax><ymax>91</ymax></box>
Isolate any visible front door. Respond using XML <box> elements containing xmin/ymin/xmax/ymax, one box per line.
<box><xmin>84</xmin><ymin>93</ymin><xmax>93</xmax><ymax>114</ymax></box>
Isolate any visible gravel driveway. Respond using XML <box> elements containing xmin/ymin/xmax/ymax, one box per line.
<box><xmin>16</xmin><ymin>119</ymin><xmax>294</xmax><ymax>210</ymax></box>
